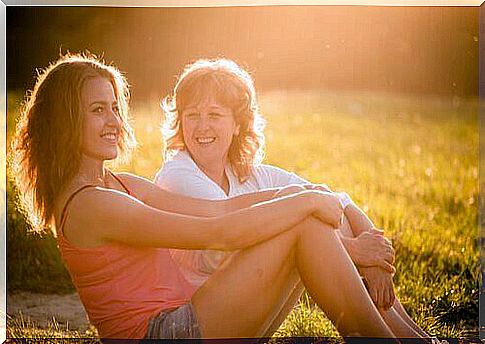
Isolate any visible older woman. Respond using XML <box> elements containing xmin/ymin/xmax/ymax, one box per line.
<box><xmin>155</xmin><ymin>58</ymin><xmax>428</xmax><ymax>338</ymax></box>
<box><xmin>11</xmin><ymin>53</ymin><xmax>402</xmax><ymax>339</ymax></box>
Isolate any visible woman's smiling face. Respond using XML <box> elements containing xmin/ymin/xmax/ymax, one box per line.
<box><xmin>80</xmin><ymin>77</ymin><xmax>121</xmax><ymax>162</ymax></box>
<box><xmin>181</xmin><ymin>96</ymin><xmax>240</xmax><ymax>171</ymax></box>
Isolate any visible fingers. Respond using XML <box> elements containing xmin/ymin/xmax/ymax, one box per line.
<box><xmin>378</xmin><ymin>237</ymin><xmax>395</xmax><ymax>264</ymax></box>
<box><xmin>383</xmin><ymin>287</ymin><xmax>390</xmax><ymax>310</ymax></box>
<box><xmin>362</xmin><ymin>267</ymin><xmax>396</xmax><ymax>311</ymax></box>
<box><xmin>387</xmin><ymin>287</ymin><xmax>396</xmax><ymax>310</ymax></box>
<box><xmin>371</xmin><ymin>227</ymin><xmax>384</xmax><ymax>235</ymax></box>
<box><xmin>381</xmin><ymin>281</ymin><xmax>395</xmax><ymax>310</ymax></box>
<box><xmin>383</xmin><ymin>247</ymin><xmax>395</xmax><ymax>264</ymax></box>
<box><xmin>380</xmin><ymin>286</ymin><xmax>389</xmax><ymax>308</ymax></box>
<box><xmin>389</xmin><ymin>246</ymin><xmax>395</xmax><ymax>264</ymax></box>
<box><xmin>370</xmin><ymin>285</ymin><xmax>378</xmax><ymax>306</ymax></box>
<box><xmin>370</xmin><ymin>228</ymin><xmax>395</xmax><ymax>255</ymax></box>
<box><xmin>375</xmin><ymin>284</ymin><xmax>394</xmax><ymax>311</ymax></box>
<box><xmin>376</xmin><ymin>284</ymin><xmax>383</xmax><ymax>308</ymax></box>
<box><xmin>316</xmin><ymin>183</ymin><xmax>332</xmax><ymax>193</ymax></box>
<box><xmin>379</xmin><ymin>260</ymin><xmax>396</xmax><ymax>274</ymax></box>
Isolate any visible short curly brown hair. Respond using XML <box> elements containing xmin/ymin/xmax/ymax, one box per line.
<box><xmin>161</xmin><ymin>58</ymin><xmax>265</xmax><ymax>183</ymax></box>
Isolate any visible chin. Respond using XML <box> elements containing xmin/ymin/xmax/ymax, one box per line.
<box><xmin>103</xmin><ymin>150</ymin><xmax>119</xmax><ymax>161</ymax></box>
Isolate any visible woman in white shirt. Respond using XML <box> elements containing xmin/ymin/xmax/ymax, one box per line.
<box><xmin>155</xmin><ymin>58</ymin><xmax>428</xmax><ymax>338</ymax></box>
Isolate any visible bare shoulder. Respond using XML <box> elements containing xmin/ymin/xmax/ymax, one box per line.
<box><xmin>63</xmin><ymin>184</ymin><xmax>149</xmax><ymax>245</ymax></box>
<box><xmin>67</xmin><ymin>186</ymin><xmax>130</xmax><ymax>219</ymax></box>
<box><xmin>60</xmin><ymin>186</ymin><xmax>120</xmax><ymax>246</ymax></box>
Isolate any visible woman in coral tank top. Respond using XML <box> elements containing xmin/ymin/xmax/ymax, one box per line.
<box><xmin>11</xmin><ymin>53</ymin><xmax>400</xmax><ymax>340</ymax></box>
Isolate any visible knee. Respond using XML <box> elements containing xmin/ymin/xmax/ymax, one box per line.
<box><xmin>293</xmin><ymin>217</ymin><xmax>339</xmax><ymax>241</ymax></box>
<box><xmin>266</xmin><ymin>217</ymin><xmax>339</xmax><ymax>256</ymax></box>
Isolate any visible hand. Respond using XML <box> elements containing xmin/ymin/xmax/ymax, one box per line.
<box><xmin>309</xmin><ymin>191</ymin><xmax>343</xmax><ymax>229</ymax></box>
<box><xmin>346</xmin><ymin>231</ymin><xmax>395</xmax><ymax>273</ymax></box>
<box><xmin>360</xmin><ymin>266</ymin><xmax>396</xmax><ymax>310</ymax></box>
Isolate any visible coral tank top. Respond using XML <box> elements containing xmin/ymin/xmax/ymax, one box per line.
<box><xmin>56</xmin><ymin>175</ymin><xmax>197</xmax><ymax>339</ymax></box>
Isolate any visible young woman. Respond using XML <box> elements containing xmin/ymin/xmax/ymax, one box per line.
<box><xmin>156</xmin><ymin>58</ymin><xmax>428</xmax><ymax>337</ymax></box>
<box><xmin>11</xmin><ymin>53</ymin><xmax>400</xmax><ymax>339</ymax></box>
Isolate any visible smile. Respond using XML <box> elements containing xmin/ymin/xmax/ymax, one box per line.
<box><xmin>101</xmin><ymin>131</ymin><xmax>119</xmax><ymax>144</ymax></box>
<box><xmin>196</xmin><ymin>137</ymin><xmax>216</xmax><ymax>144</ymax></box>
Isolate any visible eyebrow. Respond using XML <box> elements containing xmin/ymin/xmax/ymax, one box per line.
<box><xmin>88</xmin><ymin>100</ymin><xmax>118</xmax><ymax>107</ymax></box>
<box><xmin>183</xmin><ymin>105</ymin><xmax>229</xmax><ymax>112</ymax></box>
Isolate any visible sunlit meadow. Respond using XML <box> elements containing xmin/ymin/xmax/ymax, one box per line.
<box><xmin>6</xmin><ymin>90</ymin><xmax>478</xmax><ymax>338</ymax></box>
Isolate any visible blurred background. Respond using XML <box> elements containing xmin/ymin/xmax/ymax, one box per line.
<box><xmin>6</xmin><ymin>5</ymin><xmax>480</xmax><ymax>339</ymax></box>
<box><xmin>7</xmin><ymin>6</ymin><xmax>478</xmax><ymax>100</ymax></box>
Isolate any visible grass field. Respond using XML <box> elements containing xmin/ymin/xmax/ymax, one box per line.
<box><xmin>6</xmin><ymin>90</ymin><xmax>479</xmax><ymax>339</ymax></box>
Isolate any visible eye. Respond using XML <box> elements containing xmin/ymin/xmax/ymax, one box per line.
<box><xmin>92</xmin><ymin>106</ymin><xmax>104</xmax><ymax>114</ymax></box>
<box><xmin>112</xmin><ymin>104</ymin><xmax>120</xmax><ymax>115</ymax></box>
<box><xmin>185</xmin><ymin>112</ymin><xmax>200</xmax><ymax>120</ymax></box>
<box><xmin>209</xmin><ymin>112</ymin><xmax>223</xmax><ymax>119</ymax></box>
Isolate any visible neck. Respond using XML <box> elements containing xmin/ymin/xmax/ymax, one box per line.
<box><xmin>194</xmin><ymin>157</ymin><xmax>228</xmax><ymax>191</ymax></box>
<box><xmin>75</xmin><ymin>155</ymin><xmax>107</xmax><ymax>186</ymax></box>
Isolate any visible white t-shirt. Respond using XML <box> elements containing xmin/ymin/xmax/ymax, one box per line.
<box><xmin>154</xmin><ymin>150</ymin><xmax>308</xmax><ymax>288</ymax></box>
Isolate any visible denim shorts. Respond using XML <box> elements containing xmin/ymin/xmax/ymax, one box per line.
<box><xmin>145</xmin><ymin>302</ymin><xmax>202</xmax><ymax>339</ymax></box>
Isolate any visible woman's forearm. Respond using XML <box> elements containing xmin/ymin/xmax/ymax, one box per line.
<box><xmin>120</xmin><ymin>172</ymin><xmax>281</xmax><ymax>218</ymax></box>
<box><xmin>212</xmin><ymin>192</ymin><xmax>318</xmax><ymax>250</ymax></box>
<box><xmin>111</xmin><ymin>174</ymin><xmax>339</xmax><ymax>251</ymax></box>
<box><xmin>119</xmin><ymin>190</ymin><xmax>318</xmax><ymax>250</ymax></box>
<box><xmin>145</xmin><ymin>186</ymin><xmax>279</xmax><ymax>218</ymax></box>
<box><xmin>301</xmin><ymin>183</ymin><xmax>375</xmax><ymax>236</ymax></box>
<box><xmin>343</xmin><ymin>203</ymin><xmax>375</xmax><ymax>236</ymax></box>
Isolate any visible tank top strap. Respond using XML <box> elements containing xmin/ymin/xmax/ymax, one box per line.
<box><xmin>58</xmin><ymin>185</ymin><xmax>97</xmax><ymax>236</ymax></box>
<box><xmin>108</xmin><ymin>170</ymin><xmax>132</xmax><ymax>195</ymax></box>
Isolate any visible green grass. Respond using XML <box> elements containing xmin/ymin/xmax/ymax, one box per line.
<box><xmin>6</xmin><ymin>313</ymin><xmax>99</xmax><ymax>341</ymax></box>
<box><xmin>6</xmin><ymin>90</ymin><xmax>479</xmax><ymax>338</ymax></box>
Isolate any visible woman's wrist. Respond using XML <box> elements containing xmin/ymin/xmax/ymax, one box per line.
<box><xmin>299</xmin><ymin>190</ymin><xmax>320</xmax><ymax>215</ymax></box>
<box><xmin>336</xmin><ymin>192</ymin><xmax>354</xmax><ymax>210</ymax></box>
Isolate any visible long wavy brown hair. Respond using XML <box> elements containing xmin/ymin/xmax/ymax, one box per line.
<box><xmin>161</xmin><ymin>58</ymin><xmax>266</xmax><ymax>183</ymax></box>
<box><xmin>9</xmin><ymin>53</ymin><xmax>136</xmax><ymax>233</ymax></box>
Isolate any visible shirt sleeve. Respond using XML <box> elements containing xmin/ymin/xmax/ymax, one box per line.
<box><xmin>255</xmin><ymin>164</ymin><xmax>310</xmax><ymax>188</ymax></box>
<box><xmin>155</xmin><ymin>160</ymin><xmax>224</xmax><ymax>199</ymax></box>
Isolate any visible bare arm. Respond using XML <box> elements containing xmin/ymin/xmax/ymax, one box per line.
<box><xmin>67</xmin><ymin>184</ymin><xmax>342</xmax><ymax>251</ymax></box>
<box><xmin>301</xmin><ymin>183</ymin><xmax>374</xmax><ymax>235</ymax></box>
<box><xmin>342</xmin><ymin>203</ymin><xmax>374</xmax><ymax>236</ymax></box>
<box><xmin>301</xmin><ymin>184</ymin><xmax>394</xmax><ymax>267</ymax></box>
<box><xmin>303</xmin><ymin>183</ymin><xmax>396</xmax><ymax>309</ymax></box>
<box><xmin>119</xmin><ymin>172</ymin><xmax>281</xmax><ymax>217</ymax></box>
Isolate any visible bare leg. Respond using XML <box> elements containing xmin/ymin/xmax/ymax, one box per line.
<box><xmin>192</xmin><ymin>217</ymin><xmax>395</xmax><ymax>338</ymax></box>
<box><xmin>215</xmin><ymin>254</ymin><xmax>303</xmax><ymax>337</ymax></box>
<box><xmin>339</xmin><ymin>218</ymin><xmax>427</xmax><ymax>337</ymax></box>
<box><xmin>379</xmin><ymin>308</ymin><xmax>422</xmax><ymax>337</ymax></box>
<box><xmin>393</xmin><ymin>300</ymin><xmax>429</xmax><ymax>337</ymax></box>
<box><xmin>260</xmin><ymin>277</ymin><xmax>304</xmax><ymax>337</ymax></box>
<box><xmin>256</xmin><ymin>215</ymin><xmax>426</xmax><ymax>338</ymax></box>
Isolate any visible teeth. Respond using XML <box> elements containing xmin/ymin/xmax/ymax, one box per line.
<box><xmin>101</xmin><ymin>132</ymin><xmax>118</xmax><ymax>141</ymax></box>
<box><xmin>196</xmin><ymin>137</ymin><xmax>215</xmax><ymax>144</ymax></box>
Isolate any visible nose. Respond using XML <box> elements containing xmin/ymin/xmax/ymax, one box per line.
<box><xmin>107</xmin><ymin>108</ymin><xmax>121</xmax><ymax>127</ymax></box>
<box><xmin>195</xmin><ymin>114</ymin><xmax>210</xmax><ymax>130</ymax></box>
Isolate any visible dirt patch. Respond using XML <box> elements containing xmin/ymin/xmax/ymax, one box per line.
<box><xmin>7</xmin><ymin>291</ymin><xmax>91</xmax><ymax>330</ymax></box>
